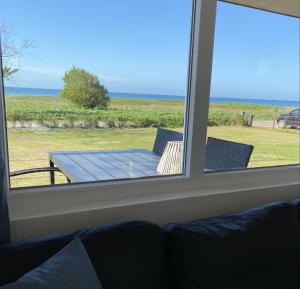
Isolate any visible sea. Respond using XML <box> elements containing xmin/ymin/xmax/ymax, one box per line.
<box><xmin>4</xmin><ymin>86</ymin><xmax>300</xmax><ymax>108</ymax></box>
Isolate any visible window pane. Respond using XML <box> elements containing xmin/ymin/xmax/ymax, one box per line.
<box><xmin>1</xmin><ymin>0</ymin><xmax>192</xmax><ymax>188</ymax></box>
<box><xmin>206</xmin><ymin>1</ymin><xmax>300</xmax><ymax>172</ymax></box>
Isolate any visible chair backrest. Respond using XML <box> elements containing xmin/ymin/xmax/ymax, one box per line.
<box><xmin>157</xmin><ymin>141</ymin><xmax>183</xmax><ymax>174</ymax></box>
<box><xmin>152</xmin><ymin>128</ymin><xmax>183</xmax><ymax>156</ymax></box>
<box><xmin>205</xmin><ymin>137</ymin><xmax>254</xmax><ymax>171</ymax></box>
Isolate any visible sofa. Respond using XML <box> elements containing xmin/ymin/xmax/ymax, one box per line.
<box><xmin>1</xmin><ymin>199</ymin><xmax>299</xmax><ymax>289</ymax></box>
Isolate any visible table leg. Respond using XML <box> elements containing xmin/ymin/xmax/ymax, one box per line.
<box><xmin>50</xmin><ymin>160</ymin><xmax>55</xmax><ymax>185</ymax></box>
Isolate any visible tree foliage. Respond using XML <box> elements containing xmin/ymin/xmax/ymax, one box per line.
<box><xmin>2</xmin><ymin>66</ymin><xmax>18</xmax><ymax>78</ymax></box>
<box><xmin>60</xmin><ymin>67</ymin><xmax>110</xmax><ymax>109</ymax></box>
<box><xmin>0</xmin><ymin>21</ymin><xmax>33</xmax><ymax>79</ymax></box>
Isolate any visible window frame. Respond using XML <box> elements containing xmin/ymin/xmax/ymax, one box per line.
<box><xmin>0</xmin><ymin>43</ymin><xmax>10</xmax><ymax>195</ymax></box>
<box><xmin>1</xmin><ymin>0</ymin><xmax>299</xmax><ymax>222</ymax></box>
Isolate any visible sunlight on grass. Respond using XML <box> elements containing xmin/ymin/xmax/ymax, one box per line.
<box><xmin>8</xmin><ymin>126</ymin><xmax>299</xmax><ymax>188</ymax></box>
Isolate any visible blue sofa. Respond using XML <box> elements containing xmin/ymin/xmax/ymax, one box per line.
<box><xmin>1</xmin><ymin>200</ymin><xmax>299</xmax><ymax>289</ymax></box>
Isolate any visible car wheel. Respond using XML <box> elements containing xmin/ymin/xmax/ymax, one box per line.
<box><xmin>277</xmin><ymin>120</ymin><xmax>286</xmax><ymax>128</ymax></box>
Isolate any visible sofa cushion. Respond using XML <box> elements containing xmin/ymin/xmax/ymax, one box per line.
<box><xmin>0</xmin><ymin>221</ymin><xmax>169</xmax><ymax>289</ymax></box>
<box><xmin>1</xmin><ymin>238</ymin><xmax>102</xmax><ymax>289</ymax></box>
<box><xmin>292</xmin><ymin>199</ymin><xmax>300</xmax><ymax>222</ymax></box>
<box><xmin>164</xmin><ymin>202</ymin><xmax>300</xmax><ymax>289</ymax></box>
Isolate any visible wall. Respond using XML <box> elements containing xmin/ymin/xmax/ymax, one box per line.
<box><xmin>10</xmin><ymin>183</ymin><xmax>299</xmax><ymax>240</ymax></box>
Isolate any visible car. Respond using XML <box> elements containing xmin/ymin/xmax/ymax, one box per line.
<box><xmin>277</xmin><ymin>108</ymin><xmax>300</xmax><ymax>128</ymax></box>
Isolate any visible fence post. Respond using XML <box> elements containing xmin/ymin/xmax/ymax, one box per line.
<box><xmin>273</xmin><ymin>108</ymin><xmax>278</xmax><ymax>130</ymax></box>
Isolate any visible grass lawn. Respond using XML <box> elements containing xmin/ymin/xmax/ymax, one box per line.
<box><xmin>8</xmin><ymin>126</ymin><xmax>299</xmax><ymax>188</ymax></box>
<box><xmin>5</xmin><ymin>96</ymin><xmax>184</xmax><ymax>111</ymax></box>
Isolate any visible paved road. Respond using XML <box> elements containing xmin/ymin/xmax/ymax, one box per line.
<box><xmin>252</xmin><ymin>121</ymin><xmax>275</xmax><ymax>127</ymax></box>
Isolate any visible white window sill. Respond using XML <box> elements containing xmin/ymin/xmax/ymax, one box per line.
<box><xmin>8</xmin><ymin>165</ymin><xmax>300</xmax><ymax>240</ymax></box>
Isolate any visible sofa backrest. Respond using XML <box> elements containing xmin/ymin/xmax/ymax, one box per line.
<box><xmin>293</xmin><ymin>199</ymin><xmax>300</xmax><ymax>222</ymax></box>
<box><xmin>0</xmin><ymin>221</ymin><xmax>170</xmax><ymax>289</ymax></box>
<box><xmin>1</xmin><ymin>200</ymin><xmax>300</xmax><ymax>289</ymax></box>
<box><xmin>164</xmin><ymin>202</ymin><xmax>300</xmax><ymax>289</ymax></box>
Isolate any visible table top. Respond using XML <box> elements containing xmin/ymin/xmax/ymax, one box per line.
<box><xmin>49</xmin><ymin>149</ymin><xmax>161</xmax><ymax>183</ymax></box>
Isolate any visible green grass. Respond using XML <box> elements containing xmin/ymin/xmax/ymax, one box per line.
<box><xmin>5</xmin><ymin>96</ymin><xmax>299</xmax><ymax>188</ymax></box>
<box><xmin>111</xmin><ymin>97</ymin><xmax>184</xmax><ymax>111</ymax></box>
<box><xmin>6</xmin><ymin>96</ymin><xmax>184</xmax><ymax>111</ymax></box>
<box><xmin>6</xmin><ymin>95</ymin><xmax>292</xmax><ymax>128</ymax></box>
<box><xmin>209</xmin><ymin>102</ymin><xmax>292</xmax><ymax>121</ymax></box>
<box><xmin>6</xmin><ymin>95</ymin><xmax>294</xmax><ymax>115</ymax></box>
<box><xmin>207</xmin><ymin>126</ymin><xmax>299</xmax><ymax>167</ymax></box>
<box><xmin>6</xmin><ymin>96</ymin><xmax>185</xmax><ymax>128</ymax></box>
<box><xmin>8</xmin><ymin>126</ymin><xmax>299</xmax><ymax>188</ymax></box>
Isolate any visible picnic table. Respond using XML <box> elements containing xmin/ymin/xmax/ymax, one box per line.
<box><xmin>49</xmin><ymin>149</ymin><xmax>161</xmax><ymax>184</ymax></box>
<box><xmin>11</xmin><ymin>129</ymin><xmax>254</xmax><ymax>185</ymax></box>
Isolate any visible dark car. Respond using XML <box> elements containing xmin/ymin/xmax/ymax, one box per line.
<box><xmin>277</xmin><ymin>108</ymin><xmax>300</xmax><ymax>128</ymax></box>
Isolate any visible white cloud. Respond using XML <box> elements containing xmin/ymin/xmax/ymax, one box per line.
<box><xmin>4</xmin><ymin>62</ymin><xmax>65</xmax><ymax>88</ymax></box>
<box><xmin>21</xmin><ymin>63</ymin><xmax>65</xmax><ymax>77</ymax></box>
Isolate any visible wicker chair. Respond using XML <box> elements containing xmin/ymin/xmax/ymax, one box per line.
<box><xmin>157</xmin><ymin>136</ymin><xmax>253</xmax><ymax>174</ymax></box>
<box><xmin>152</xmin><ymin>128</ymin><xmax>183</xmax><ymax>156</ymax></box>
<box><xmin>204</xmin><ymin>137</ymin><xmax>254</xmax><ymax>171</ymax></box>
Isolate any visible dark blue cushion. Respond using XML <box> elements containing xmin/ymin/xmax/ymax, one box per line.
<box><xmin>292</xmin><ymin>199</ymin><xmax>300</xmax><ymax>222</ymax></box>
<box><xmin>0</xmin><ymin>221</ymin><xmax>169</xmax><ymax>289</ymax></box>
<box><xmin>164</xmin><ymin>202</ymin><xmax>300</xmax><ymax>289</ymax></box>
<box><xmin>0</xmin><ymin>238</ymin><xmax>102</xmax><ymax>289</ymax></box>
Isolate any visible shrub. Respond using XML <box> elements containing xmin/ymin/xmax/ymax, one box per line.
<box><xmin>60</xmin><ymin>67</ymin><xmax>110</xmax><ymax>109</ymax></box>
<box><xmin>6</xmin><ymin>107</ymin><xmax>250</xmax><ymax>128</ymax></box>
<box><xmin>208</xmin><ymin>112</ymin><xmax>246</xmax><ymax>126</ymax></box>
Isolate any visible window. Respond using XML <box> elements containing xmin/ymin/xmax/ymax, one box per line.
<box><xmin>1</xmin><ymin>0</ymin><xmax>193</xmax><ymax>189</ymax></box>
<box><xmin>207</xmin><ymin>1</ymin><xmax>300</xmax><ymax>171</ymax></box>
<box><xmin>290</xmin><ymin>109</ymin><xmax>300</xmax><ymax>116</ymax></box>
<box><xmin>0</xmin><ymin>1</ymin><xmax>299</xmax><ymax>226</ymax></box>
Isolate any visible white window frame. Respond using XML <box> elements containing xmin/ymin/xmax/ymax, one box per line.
<box><xmin>1</xmin><ymin>0</ymin><xmax>299</xmax><ymax>230</ymax></box>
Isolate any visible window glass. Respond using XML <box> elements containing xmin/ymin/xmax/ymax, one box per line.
<box><xmin>290</xmin><ymin>109</ymin><xmax>300</xmax><ymax>115</ymax></box>
<box><xmin>1</xmin><ymin>0</ymin><xmax>192</xmax><ymax>188</ymax></box>
<box><xmin>206</xmin><ymin>1</ymin><xmax>300</xmax><ymax>172</ymax></box>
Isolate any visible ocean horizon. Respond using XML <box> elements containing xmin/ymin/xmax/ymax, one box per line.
<box><xmin>4</xmin><ymin>86</ymin><xmax>300</xmax><ymax>108</ymax></box>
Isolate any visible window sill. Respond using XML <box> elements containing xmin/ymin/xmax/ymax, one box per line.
<box><xmin>8</xmin><ymin>164</ymin><xmax>300</xmax><ymax>240</ymax></box>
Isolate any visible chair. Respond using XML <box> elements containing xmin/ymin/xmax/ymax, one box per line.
<box><xmin>10</xmin><ymin>167</ymin><xmax>70</xmax><ymax>184</ymax></box>
<box><xmin>204</xmin><ymin>137</ymin><xmax>254</xmax><ymax>171</ymax></box>
<box><xmin>157</xmin><ymin>141</ymin><xmax>183</xmax><ymax>174</ymax></box>
<box><xmin>152</xmin><ymin>128</ymin><xmax>183</xmax><ymax>156</ymax></box>
<box><xmin>157</xmin><ymin>136</ymin><xmax>254</xmax><ymax>174</ymax></box>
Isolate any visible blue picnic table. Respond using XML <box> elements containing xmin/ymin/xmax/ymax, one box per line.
<box><xmin>49</xmin><ymin>149</ymin><xmax>161</xmax><ymax>184</ymax></box>
<box><xmin>11</xmin><ymin>129</ymin><xmax>253</xmax><ymax>184</ymax></box>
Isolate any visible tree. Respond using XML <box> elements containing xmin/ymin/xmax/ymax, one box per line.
<box><xmin>0</xmin><ymin>21</ymin><xmax>34</xmax><ymax>79</ymax></box>
<box><xmin>60</xmin><ymin>67</ymin><xmax>110</xmax><ymax>109</ymax></box>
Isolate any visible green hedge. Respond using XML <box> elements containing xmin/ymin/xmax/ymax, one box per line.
<box><xmin>6</xmin><ymin>108</ymin><xmax>247</xmax><ymax>128</ymax></box>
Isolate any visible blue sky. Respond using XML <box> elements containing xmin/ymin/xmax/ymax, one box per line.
<box><xmin>1</xmin><ymin>0</ymin><xmax>299</xmax><ymax>100</ymax></box>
